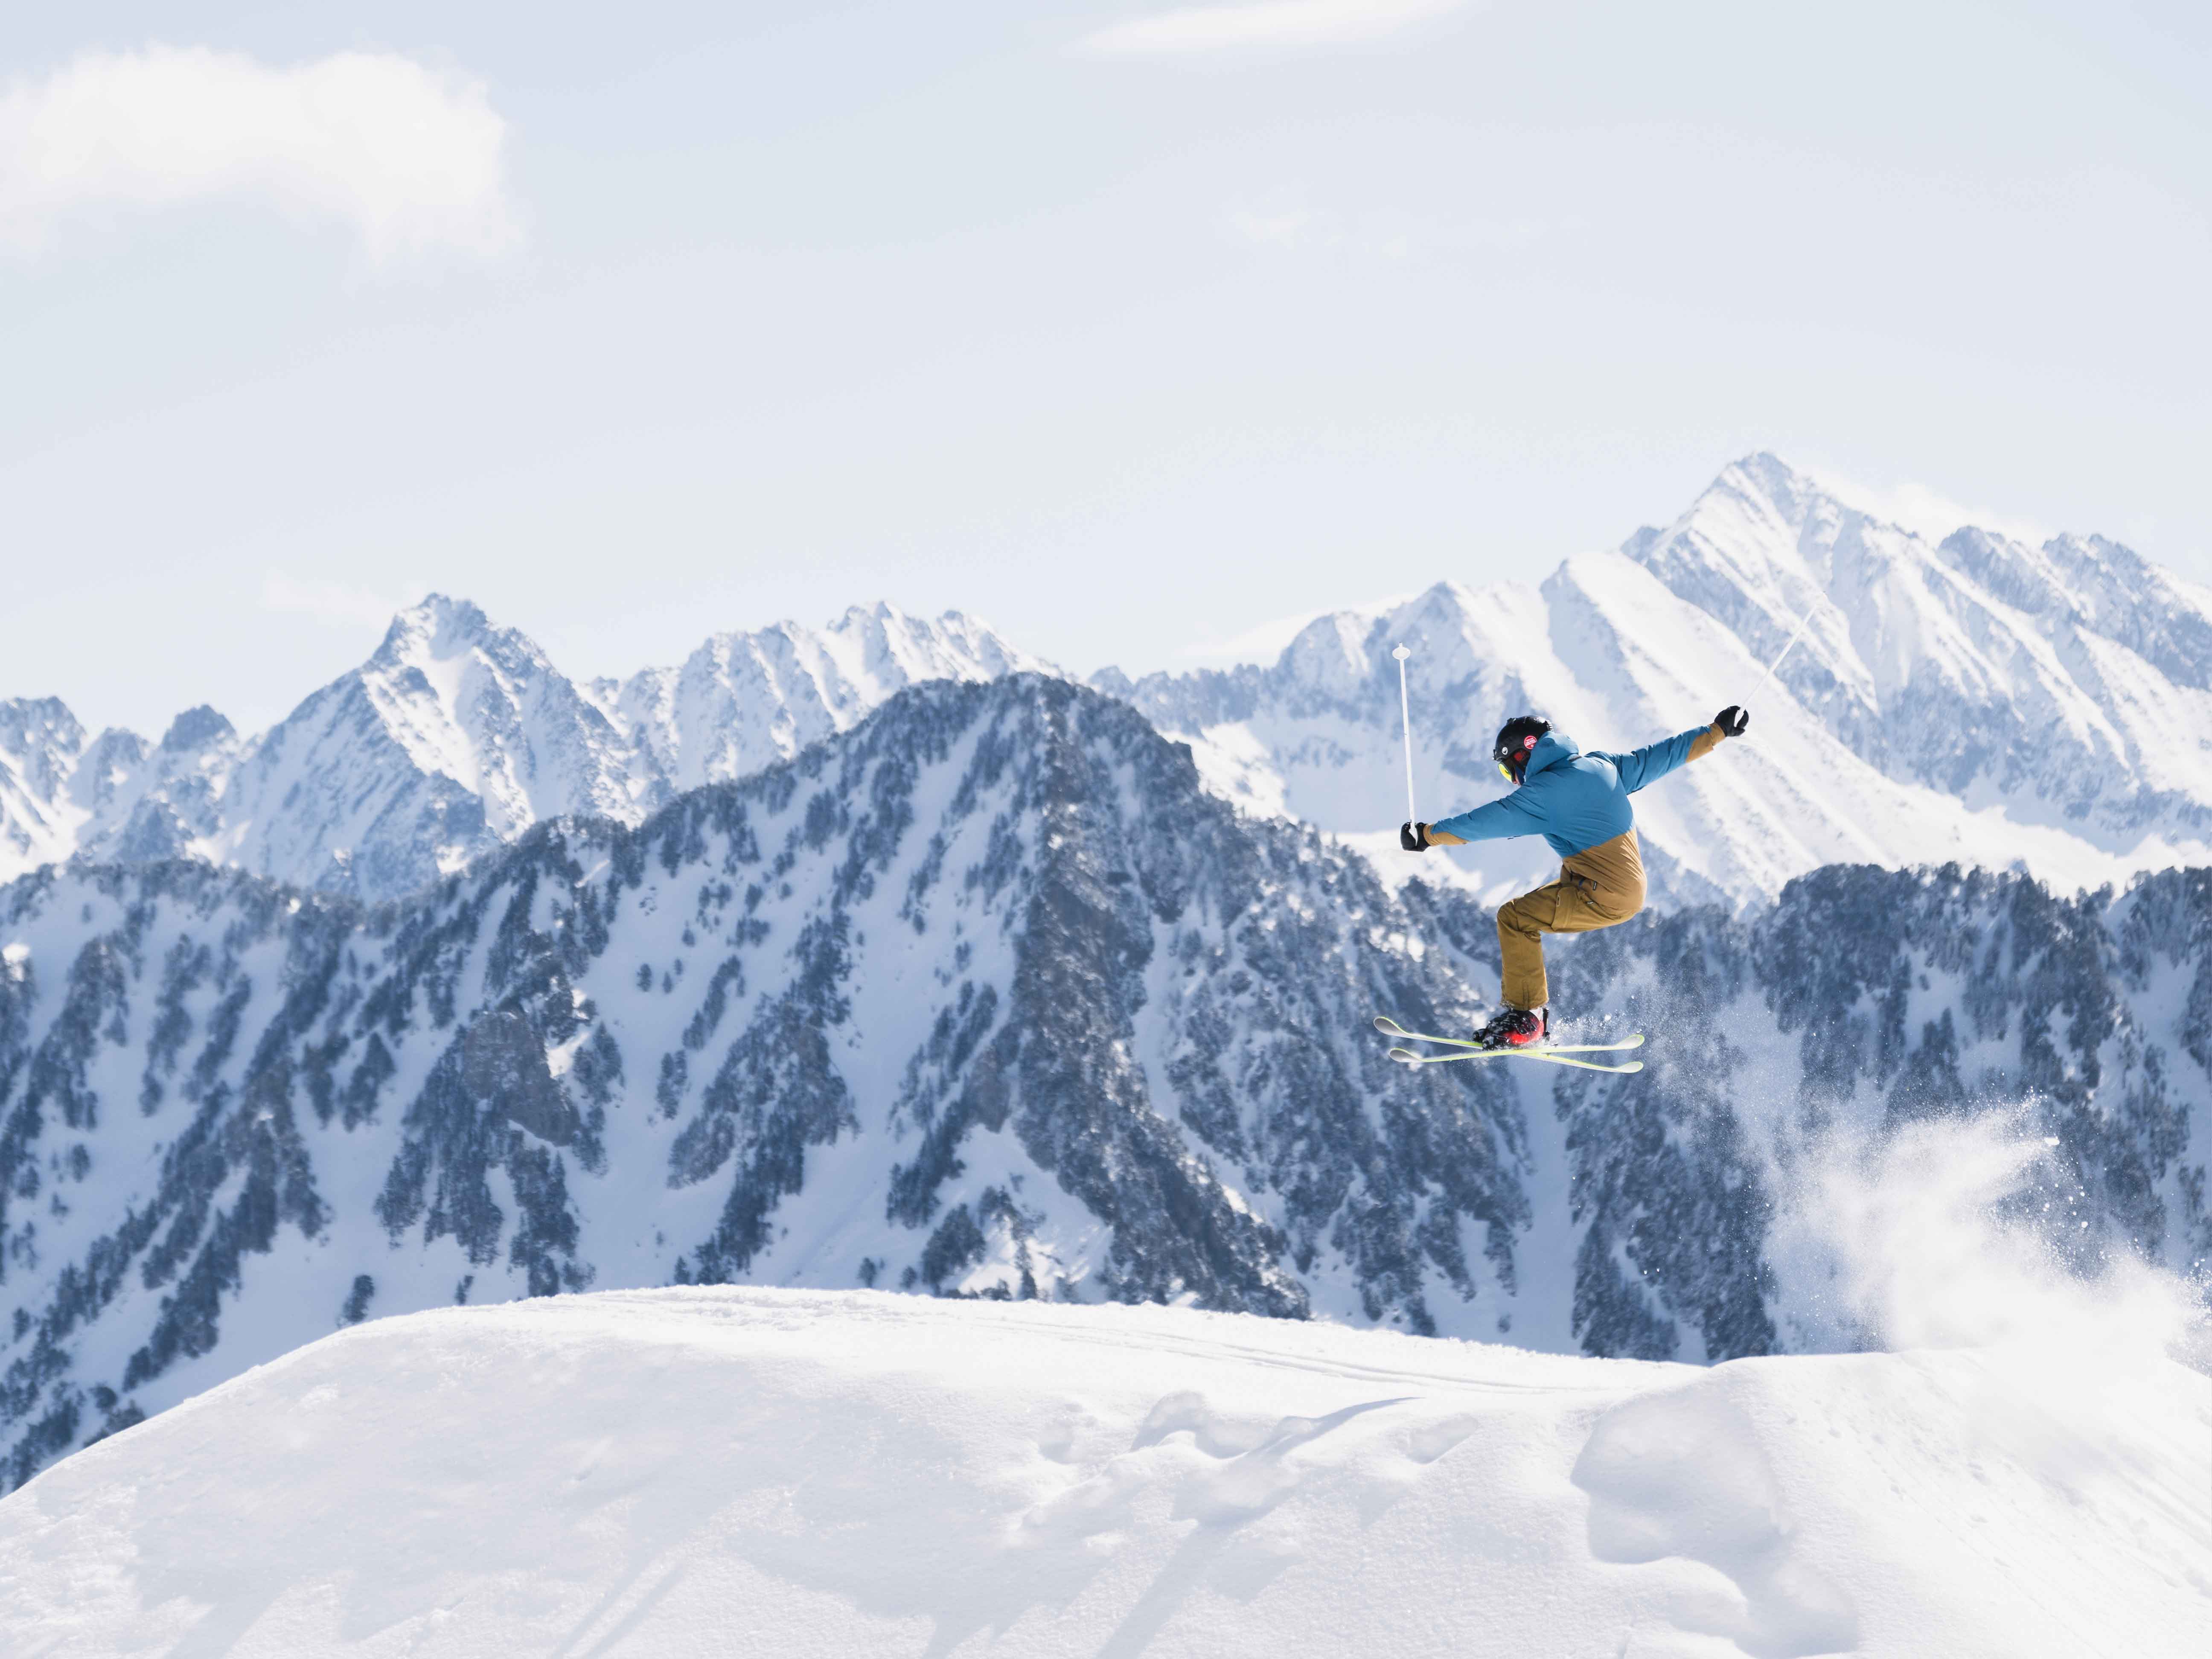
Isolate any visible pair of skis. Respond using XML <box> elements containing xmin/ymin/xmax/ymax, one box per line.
<box><xmin>1374</xmin><ymin>1015</ymin><xmax>1646</xmax><ymax>1074</ymax></box>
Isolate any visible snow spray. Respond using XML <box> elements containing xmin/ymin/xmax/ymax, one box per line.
<box><xmin>1393</xmin><ymin>644</ymin><xmax>1417</xmax><ymax>836</ymax></box>
<box><xmin>1761</xmin><ymin>1110</ymin><xmax>2204</xmax><ymax>1374</ymax></box>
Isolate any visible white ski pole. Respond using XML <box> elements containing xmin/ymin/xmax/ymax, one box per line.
<box><xmin>1393</xmin><ymin>645</ymin><xmax>1417</xmax><ymax>838</ymax></box>
<box><xmin>1763</xmin><ymin>604</ymin><xmax>1814</xmax><ymax>688</ymax></box>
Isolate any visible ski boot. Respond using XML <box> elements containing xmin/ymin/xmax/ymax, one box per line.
<box><xmin>1470</xmin><ymin>1006</ymin><xmax>1550</xmax><ymax>1050</ymax></box>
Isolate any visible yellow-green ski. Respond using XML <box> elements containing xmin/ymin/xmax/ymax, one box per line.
<box><xmin>1385</xmin><ymin>1045</ymin><xmax>1644</xmax><ymax>1074</ymax></box>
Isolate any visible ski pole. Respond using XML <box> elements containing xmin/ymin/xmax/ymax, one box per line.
<box><xmin>1393</xmin><ymin>644</ymin><xmax>1417</xmax><ymax>836</ymax></box>
<box><xmin>1763</xmin><ymin>604</ymin><xmax>1814</xmax><ymax>687</ymax></box>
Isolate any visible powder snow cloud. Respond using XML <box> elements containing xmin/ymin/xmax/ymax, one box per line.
<box><xmin>0</xmin><ymin>45</ymin><xmax>516</xmax><ymax>262</ymax></box>
<box><xmin>1078</xmin><ymin>0</ymin><xmax>1471</xmax><ymax>55</ymax></box>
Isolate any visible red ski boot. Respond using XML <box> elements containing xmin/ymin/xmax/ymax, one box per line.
<box><xmin>1470</xmin><ymin>1006</ymin><xmax>1550</xmax><ymax>1050</ymax></box>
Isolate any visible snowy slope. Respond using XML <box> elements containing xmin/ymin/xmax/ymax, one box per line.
<box><xmin>1103</xmin><ymin>456</ymin><xmax>2212</xmax><ymax>908</ymax></box>
<box><xmin>0</xmin><ymin>599</ymin><xmax>1047</xmax><ymax>902</ymax></box>
<box><xmin>3</xmin><ymin>1287</ymin><xmax>2205</xmax><ymax>1658</ymax></box>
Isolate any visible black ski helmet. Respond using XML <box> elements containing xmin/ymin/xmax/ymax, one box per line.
<box><xmin>1493</xmin><ymin>716</ymin><xmax>1551</xmax><ymax>781</ymax></box>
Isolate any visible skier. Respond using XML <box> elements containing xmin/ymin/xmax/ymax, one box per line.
<box><xmin>1399</xmin><ymin>706</ymin><xmax>1750</xmax><ymax>1048</ymax></box>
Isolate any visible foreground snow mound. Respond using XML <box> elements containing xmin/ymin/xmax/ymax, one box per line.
<box><xmin>4</xmin><ymin>1291</ymin><xmax>2206</xmax><ymax>1658</ymax></box>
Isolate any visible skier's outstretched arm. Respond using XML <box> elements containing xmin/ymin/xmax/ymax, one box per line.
<box><xmin>1610</xmin><ymin>705</ymin><xmax>1749</xmax><ymax>792</ymax></box>
<box><xmin>1410</xmin><ymin>791</ymin><xmax>1545</xmax><ymax>849</ymax></box>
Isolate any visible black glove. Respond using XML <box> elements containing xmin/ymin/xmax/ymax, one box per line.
<box><xmin>1400</xmin><ymin>821</ymin><xmax>1431</xmax><ymax>853</ymax></box>
<box><xmin>1714</xmin><ymin>705</ymin><xmax>1749</xmax><ymax>737</ymax></box>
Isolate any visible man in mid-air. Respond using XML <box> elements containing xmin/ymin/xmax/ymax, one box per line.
<box><xmin>1400</xmin><ymin>705</ymin><xmax>1750</xmax><ymax>1048</ymax></box>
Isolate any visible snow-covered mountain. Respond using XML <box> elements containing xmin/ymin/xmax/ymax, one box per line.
<box><xmin>1627</xmin><ymin>454</ymin><xmax>2212</xmax><ymax>846</ymax></box>
<box><xmin>3</xmin><ymin>676</ymin><xmax>2206</xmax><ymax>1488</ymax></box>
<box><xmin>0</xmin><ymin>599</ymin><xmax>1048</xmax><ymax>902</ymax></box>
<box><xmin>7</xmin><ymin>1289</ymin><xmax>2204</xmax><ymax>1658</ymax></box>
<box><xmin>0</xmin><ymin>678</ymin><xmax>1524</xmax><ymax>1484</ymax></box>
<box><xmin>1102</xmin><ymin>455</ymin><xmax>2212</xmax><ymax>907</ymax></box>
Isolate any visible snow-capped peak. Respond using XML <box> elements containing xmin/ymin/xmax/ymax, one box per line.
<box><xmin>0</xmin><ymin>598</ymin><xmax>1052</xmax><ymax>901</ymax></box>
<box><xmin>369</xmin><ymin>591</ymin><xmax>498</xmax><ymax>661</ymax></box>
<box><xmin>157</xmin><ymin>706</ymin><xmax>235</xmax><ymax>754</ymax></box>
<box><xmin>607</xmin><ymin>603</ymin><xmax>1052</xmax><ymax>797</ymax></box>
<box><xmin>1624</xmin><ymin>454</ymin><xmax>2212</xmax><ymax>847</ymax></box>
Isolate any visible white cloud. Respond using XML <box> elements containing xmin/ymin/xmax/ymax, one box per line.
<box><xmin>1079</xmin><ymin>0</ymin><xmax>1471</xmax><ymax>55</ymax></box>
<box><xmin>262</xmin><ymin>572</ymin><xmax>424</xmax><ymax>627</ymax></box>
<box><xmin>0</xmin><ymin>45</ymin><xmax>515</xmax><ymax>261</ymax></box>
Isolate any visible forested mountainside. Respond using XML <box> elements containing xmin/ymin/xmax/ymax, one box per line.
<box><xmin>4</xmin><ymin>676</ymin><xmax>2208</xmax><ymax>1489</ymax></box>
<box><xmin>1441</xmin><ymin>861</ymin><xmax>2212</xmax><ymax>1362</ymax></box>
<box><xmin>1</xmin><ymin>676</ymin><xmax>1528</xmax><ymax>1488</ymax></box>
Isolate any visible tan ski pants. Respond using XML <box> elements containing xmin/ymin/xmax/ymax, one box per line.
<box><xmin>1497</xmin><ymin>827</ymin><xmax>1647</xmax><ymax>1010</ymax></box>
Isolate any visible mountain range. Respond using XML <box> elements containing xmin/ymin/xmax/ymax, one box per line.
<box><xmin>0</xmin><ymin>601</ymin><xmax>1045</xmax><ymax>904</ymax></box>
<box><xmin>7</xmin><ymin>455</ymin><xmax>2212</xmax><ymax>910</ymax></box>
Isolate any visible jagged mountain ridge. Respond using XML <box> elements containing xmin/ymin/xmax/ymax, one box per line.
<box><xmin>1100</xmin><ymin>455</ymin><xmax>2212</xmax><ymax>908</ymax></box>
<box><xmin>6</xmin><ymin>456</ymin><xmax>2207</xmax><ymax>912</ymax></box>
<box><xmin>0</xmin><ymin>600</ymin><xmax>1050</xmax><ymax>904</ymax></box>
<box><xmin>5</xmin><ymin>676</ymin><xmax>2209</xmax><ymax>1490</ymax></box>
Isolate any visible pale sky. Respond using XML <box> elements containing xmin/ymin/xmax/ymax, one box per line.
<box><xmin>3</xmin><ymin>2</ymin><xmax>2208</xmax><ymax>736</ymax></box>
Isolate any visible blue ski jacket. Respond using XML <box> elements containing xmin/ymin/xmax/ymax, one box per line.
<box><xmin>1429</xmin><ymin>725</ymin><xmax>1713</xmax><ymax>859</ymax></box>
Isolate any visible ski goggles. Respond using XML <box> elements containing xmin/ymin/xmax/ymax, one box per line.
<box><xmin>1496</xmin><ymin>761</ymin><xmax>1516</xmax><ymax>782</ymax></box>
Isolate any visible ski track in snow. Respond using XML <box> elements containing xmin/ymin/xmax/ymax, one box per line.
<box><xmin>2</xmin><ymin>1287</ymin><xmax>2206</xmax><ymax>1659</ymax></box>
